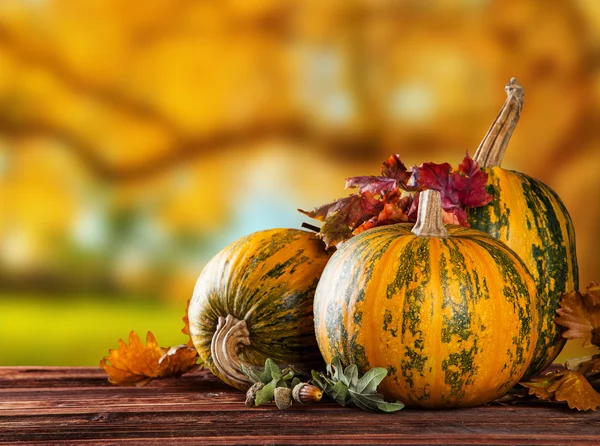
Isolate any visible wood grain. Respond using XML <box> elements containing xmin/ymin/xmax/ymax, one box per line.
<box><xmin>1</xmin><ymin>367</ymin><xmax>599</xmax><ymax>445</ymax></box>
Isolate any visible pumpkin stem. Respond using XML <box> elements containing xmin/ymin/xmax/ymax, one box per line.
<box><xmin>473</xmin><ymin>77</ymin><xmax>524</xmax><ymax>169</ymax></box>
<box><xmin>412</xmin><ymin>190</ymin><xmax>449</xmax><ymax>238</ymax></box>
<box><xmin>210</xmin><ymin>314</ymin><xmax>252</xmax><ymax>389</ymax></box>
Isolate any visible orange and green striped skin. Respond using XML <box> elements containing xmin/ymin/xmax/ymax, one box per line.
<box><xmin>468</xmin><ymin>167</ymin><xmax>579</xmax><ymax>378</ymax></box>
<box><xmin>189</xmin><ymin>229</ymin><xmax>331</xmax><ymax>389</ymax></box>
<box><xmin>314</xmin><ymin>224</ymin><xmax>539</xmax><ymax>408</ymax></box>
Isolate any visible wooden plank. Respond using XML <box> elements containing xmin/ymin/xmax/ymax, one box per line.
<box><xmin>1</xmin><ymin>367</ymin><xmax>599</xmax><ymax>445</ymax></box>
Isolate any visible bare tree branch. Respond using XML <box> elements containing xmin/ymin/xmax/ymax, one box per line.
<box><xmin>0</xmin><ymin>117</ymin><xmax>382</xmax><ymax>182</ymax></box>
<box><xmin>0</xmin><ymin>25</ymin><xmax>185</xmax><ymax>138</ymax></box>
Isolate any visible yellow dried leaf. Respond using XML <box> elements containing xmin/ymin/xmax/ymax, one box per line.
<box><xmin>551</xmin><ymin>372</ymin><xmax>600</xmax><ymax>412</ymax></box>
<box><xmin>555</xmin><ymin>282</ymin><xmax>600</xmax><ymax>348</ymax></box>
<box><xmin>520</xmin><ymin>374</ymin><xmax>559</xmax><ymax>399</ymax></box>
<box><xmin>159</xmin><ymin>344</ymin><xmax>201</xmax><ymax>377</ymax></box>
<box><xmin>521</xmin><ymin>371</ymin><xmax>600</xmax><ymax>411</ymax></box>
<box><xmin>100</xmin><ymin>331</ymin><xmax>200</xmax><ymax>386</ymax></box>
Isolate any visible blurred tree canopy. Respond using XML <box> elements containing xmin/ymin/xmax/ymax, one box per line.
<box><xmin>0</xmin><ymin>0</ymin><xmax>598</xmax><ymax>301</ymax></box>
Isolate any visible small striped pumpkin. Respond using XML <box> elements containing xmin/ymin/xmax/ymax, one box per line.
<box><xmin>189</xmin><ymin>228</ymin><xmax>331</xmax><ymax>391</ymax></box>
<box><xmin>314</xmin><ymin>190</ymin><xmax>539</xmax><ymax>408</ymax></box>
<box><xmin>468</xmin><ymin>78</ymin><xmax>578</xmax><ymax>378</ymax></box>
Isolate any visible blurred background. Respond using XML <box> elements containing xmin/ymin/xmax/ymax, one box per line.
<box><xmin>0</xmin><ymin>0</ymin><xmax>598</xmax><ymax>366</ymax></box>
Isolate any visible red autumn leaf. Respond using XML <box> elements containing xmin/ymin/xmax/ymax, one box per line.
<box><xmin>345</xmin><ymin>176</ymin><xmax>397</xmax><ymax>196</ymax></box>
<box><xmin>555</xmin><ymin>282</ymin><xmax>600</xmax><ymax>348</ymax></box>
<box><xmin>345</xmin><ymin>192</ymin><xmax>383</xmax><ymax>226</ymax></box>
<box><xmin>100</xmin><ymin>331</ymin><xmax>201</xmax><ymax>386</ymax></box>
<box><xmin>442</xmin><ymin>208</ymin><xmax>463</xmax><ymax>225</ymax></box>
<box><xmin>417</xmin><ymin>161</ymin><xmax>453</xmax><ymax>194</ymax></box>
<box><xmin>346</xmin><ymin>154</ymin><xmax>416</xmax><ymax>196</ymax></box>
<box><xmin>353</xmin><ymin>195</ymin><xmax>414</xmax><ymax>235</ymax></box>
<box><xmin>521</xmin><ymin>371</ymin><xmax>600</xmax><ymax>411</ymax></box>
<box><xmin>300</xmin><ymin>153</ymin><xmax>493</xmax><ymax>246</ymax></box>
<box><xmin>300</xmin><ymin>193</ymin><xmax>383</xmax><ymax>248</ymax></box>
<box><xmin>381</xmin><ymin>154</ymin><xmax>411</xmax><ymax>184</ymax></box>
<box><xmin>451</xmin><ymin>154</ymin><xmax>493</xmax><ymax>207</ymax></box>
<box><xmin>417</xmin><ymin>153</ymin><xmax>491</xmax><ymax>225</ymax></box>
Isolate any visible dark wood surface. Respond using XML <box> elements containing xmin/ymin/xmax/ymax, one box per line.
<box><xmin>1</xmin><ymin>367</ymin><xmax>598</xmax><ymax>445</ymax></box>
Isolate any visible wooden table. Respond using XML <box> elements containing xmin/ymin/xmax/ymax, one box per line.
<box><xmin>1</xmin><ymin>367</ymin><xmax>598</xmax><ymax>445</ymax></box>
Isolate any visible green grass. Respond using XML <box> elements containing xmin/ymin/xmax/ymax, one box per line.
<box><xmin>0</xmin><ymin>294</ymin><xmax>189</xmax><ymax>366</ymax></box>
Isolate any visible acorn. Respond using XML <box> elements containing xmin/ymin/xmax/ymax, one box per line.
<box><xmin>245</xmin><ymin>382</ymin><xmax>264</xmax><ymax>407</ymax></box>
<box><xmin>274</xmin><ymin>387</ymin><xmax>293</xmax><ymax>410</ymax></box>
<box><xmin>292</xmin><ymin>383</ymin><xmax>323</xmax><ymax>404</ymax></box>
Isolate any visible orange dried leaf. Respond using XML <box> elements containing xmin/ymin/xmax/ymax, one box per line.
<box><xmin>100</xmin><ymin>331</ymin><xmax>200</xmax><ymax>386</ymax></box>
<box><xmin>182</xmin><ymin>298</ymin><xmax>194</xmax><ymax>346</ymax></box>
<box><xmin>521</xmin><ymin>371</ymin><xmax>600</xmax><ymax>411</ymax></box>
<box><xmin>520</xmin><ymin>374</ymin><xmax>557</xmax><ymax>399</ymax></box>
<box><xmin>555</xmin><ymin>282</ymin><xmax>600</xmax><ymax>348</ymax></box>
<box><xmin>551</xmin><ymin>372</ymin><xmax>600</xmax><ymax>411</ymax></box>
<box><xmin>159</xmin><ymin>344</ymin><xmax>202</xmax><ymax>376</ymax></box>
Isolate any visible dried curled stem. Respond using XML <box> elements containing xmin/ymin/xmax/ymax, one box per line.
<box><xmin>210</xmin><ymin>314</ymin><xmax>252</xmax><ymax>389</ymax></box>
<box><xmin>412</xmin><ymin>190</ymin><xmax>449</xmax><ymax>238</ymax></box>
<box><xmin>473</xmin><ymin>78</ymin><xmax>524</xmax><ymax>169</ymax></box>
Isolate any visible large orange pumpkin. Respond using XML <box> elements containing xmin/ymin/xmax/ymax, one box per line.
<box><xmin>313</xmin><ymin>190</ymin><xmax>539</xmax><ymax>408</ymax></box>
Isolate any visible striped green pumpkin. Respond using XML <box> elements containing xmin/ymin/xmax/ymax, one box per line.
<box><xmin>468</xmin><ymin>168</ymin><xmax>578</xmax><ymax>377</ymax></box>
<box><xmin>313</xmin><ymin>196</ymin><xmax>539</xmax><ymax>408</ymax></box>
<box><xmin>189</xmin><ymin>228</ymin><xmax>331</xmax><ymax>390</ymax></box>
<box><xmin>468</xmin><ymin>78</ymin><xmax>578</xmax><ymax>378</ymax></box>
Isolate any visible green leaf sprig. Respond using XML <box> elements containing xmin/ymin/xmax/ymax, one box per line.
<box><xmin>241</xmin><ymin>356</ymin><xmax>405</xmax><ymax>413</ymax></box>
<box><xmin>311</xmin><ymin>356</ymin><xmax>405</xmax><ymax>413</ymax></box>
<box><xmin>241</xmin><ymin>359</ymin><xmax>300</xmax><ymax>408</ymax></box>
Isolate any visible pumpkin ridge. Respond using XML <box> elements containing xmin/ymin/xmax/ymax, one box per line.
<box><xmin>513</xmin><ymin>171</ymin><xmax>577</xmax><ymax>375</ymax></box>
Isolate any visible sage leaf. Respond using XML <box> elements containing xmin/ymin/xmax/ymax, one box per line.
<box><xmin>329</xmin><ymin>380</ymin><xmax>350</xmax><ymax>406</ymax></box>
<box><xmin>344</xmin><ymin>364</ymin><xmax>359</xmax><ymax>388</ymax></box>
<box><xmin>327</xmin><ymin>356</ymin><xmax>343</xmax><ymax>382</ymax></box>
<box><xmin>355</xmin><ymin>367</ymin><xmax>388</xmax><ymax>394</ymax></box>
<box><xmin>348</xmin><ymin>389</ymin><xmax>384</xmax><ymax>411</ymax></box>
<box><xmin>311</xmin><ymin>370</ymin><xmax>326</xmax><ymax>390</ymax></box>
<box><xmin>266</xmin><ymin>359</ymin><xmax>283</xmax><ymax>382</ymax></box>
<box><xmin>240</xmin><ymin>364</ymin><xmax>262</xmax><ymax>384</ymax></box>
<box><xmin>281</xmin><ymin>369</ymin><xmax>294</xmax><ymax>382</ymax></box>
<box><xmin>376</xmin><ymin>400</ymin><xmax>405</xmax><ymax>412</ymax></box>
<box><xmin>255</xmin><ymin>379</ymin><xmax>277</xmax><ymax>406</ymax></box>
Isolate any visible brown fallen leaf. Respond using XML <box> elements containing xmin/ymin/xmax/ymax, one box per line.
<box><xmin>158</xmin><ymin>344</ymin><xmax>202</xmax><ymax>376</ymax></box>
<box><xmin>100</xmin><ymin>331</ymin><xmax>200</xmax><ymax>386</ymax></box>
<box><xmin>555</xmin><ymin>282</ymin><xmax>600</xmax><ymax>348</ymax></box>
<box><xmin>521</xmin><ymin>371</ymin><xmax>600</xmax><ymax>411</ymax></box>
